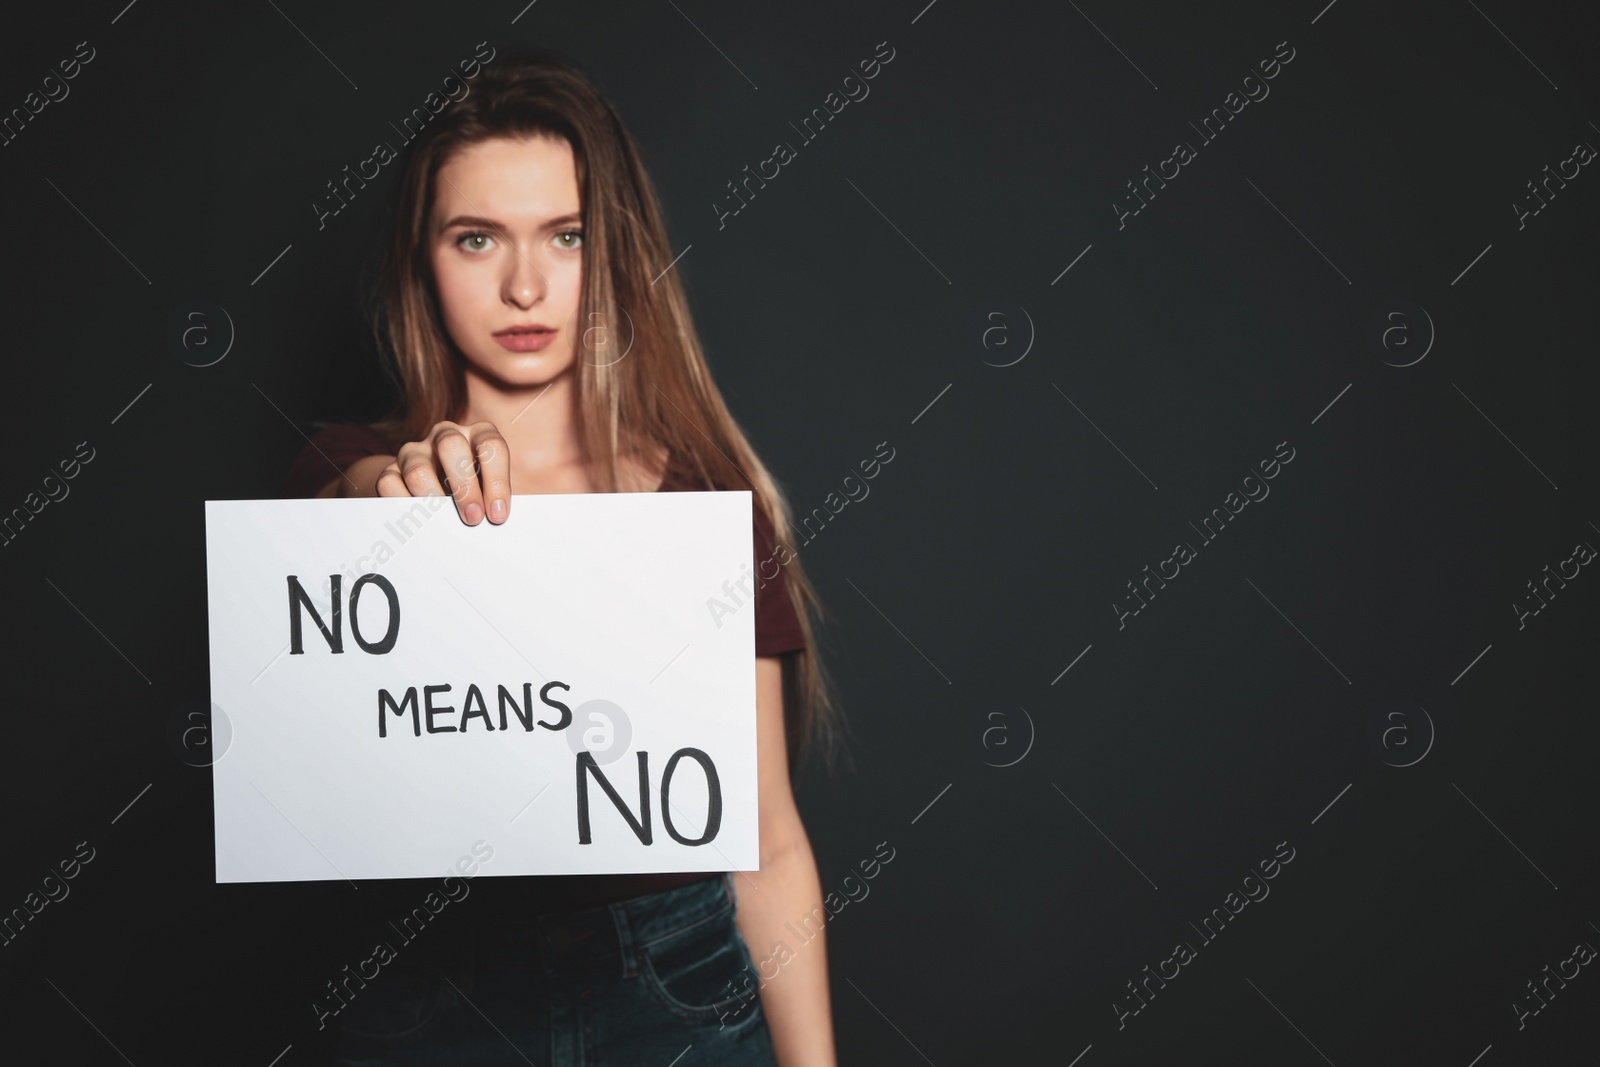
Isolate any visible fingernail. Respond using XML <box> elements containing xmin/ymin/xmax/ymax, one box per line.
<box><xmin>489</xmin><ymin>499</ymin><xmax>507</xmax><ymax>523</ymax></box>
<box><xmin>464</xmin><ymin>502</ymin><xmax>483</xmax><ymax>525</ymax></box>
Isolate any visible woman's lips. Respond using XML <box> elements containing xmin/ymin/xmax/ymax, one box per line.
<box><xmin>493</xmin><ymin>329</ymin><xmax>555</xmax><ymax>352</ymax></box>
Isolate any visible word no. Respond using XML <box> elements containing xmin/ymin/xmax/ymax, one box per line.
<box><xmin>288</xmin><ymin>573</ymin><xmax>400</xmax><ymax>655</ymax></box>
<box><xmin>577</xmin><ymin>749</ymin><xmax>723</xmax><ymax>846</ymax></box>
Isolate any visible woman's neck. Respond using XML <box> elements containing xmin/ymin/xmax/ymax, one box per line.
<box><xmin>456</xmin><ymin>364</ymin><xmax>667</xmax><ymax>493</ymax></box>
<box><xmin>459</xmin><ymin>363</ymin><xmax>586</xmax><ymax>470</ymax></box>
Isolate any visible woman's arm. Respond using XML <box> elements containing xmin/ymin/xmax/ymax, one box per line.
<box><xmin>734</xmin><ymin>656</ymin><xmax>838</xmax><ymax>1066</ymax></box>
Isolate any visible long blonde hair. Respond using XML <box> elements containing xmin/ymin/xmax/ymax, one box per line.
<box><xmin>366</xmin><ymin>48</ymin><xmax>850</xmax><ymax>777</ymax></box>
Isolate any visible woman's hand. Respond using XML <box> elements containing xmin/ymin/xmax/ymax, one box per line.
<box><xmin>376</xmin><ymin>421</ymin><xmax>512</xmax><ymax>525</ymax></box>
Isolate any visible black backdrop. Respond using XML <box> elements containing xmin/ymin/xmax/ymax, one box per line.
<box><xmin>2</xmin><ymin>1</ymin><xmax>1597</xmax><ymax>1063</ymax></box>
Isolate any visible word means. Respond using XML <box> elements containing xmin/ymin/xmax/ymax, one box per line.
<box><xmin>1</xmin><ymin>40</ymin><xmax>96</xmax><ymax>148</ymax></box>
<box><xmin>378</xmin><ymin>680</ymin><xmax>572</xmax><ymax>737</ymax></box>
<box><xmin>1514</xmin><ymin>540</ymin><xmax>1595</xmax><ymax>630</ymax></box>
<box><xmin>2</xmin><ymin>441</ymin><xmax>96</xmax><ymax>548</ymax></box>
<box><xmin>1513</xmin><ymin>141</ymin><xmax>1595</xmax><ymax>230</ymax></box>
<box><xmin>1115</xmin><ymin>440</ymin><xmax>1296</xmax><ymax>629</ymax></box>
<box><xmin>1115</xmin><ymin>840</ymin><xmax>1295</xmax><ymax>1029</ymax></box>
<box><xmin>1512</xmin><ymin>935</ymin><xmax>1595</xmax><ymax>1030</ymax></box>
<box><xmin>1</xmin><ymin>840</ymin><xmax>96</xmax><ymax>947</ymax></box>
<box><xmin>718</xmin><ymin>840</ymin><xmax>896</xmax><ymax>1027</ymax></box>
<box><xmin>312</xmin><ymin>840</ymin><xmax>493</xmax><ymax>1029</ymax></box>
<box><xmin>714</xmin><ymin>41</ymin><xmax>896</xmax><ymax>230</ymax></box>
<box><xmin>1115</xmin><ymin>40</ymin><xmax>1296</xmax><ymax>230</ymax></box>
<box><xmin>315</xmin><ymin>42</ymin><xmax>497</xmax><ymax>230</ymax></box>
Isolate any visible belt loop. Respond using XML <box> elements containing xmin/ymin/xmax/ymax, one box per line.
<box><xmin>610</xmin><ymin>902</ymin><xmax>637</xmax><ymax>979</ymax></box>
<box><xmin>721</xmin><ymin>871</ymin><xmax>738</xmax><ymax>913</ymax></box>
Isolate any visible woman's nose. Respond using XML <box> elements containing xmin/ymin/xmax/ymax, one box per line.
<box><xmin>503</xmin><ymin>244</ymin><xmax>547</xmax><ymax>308</ymax></box>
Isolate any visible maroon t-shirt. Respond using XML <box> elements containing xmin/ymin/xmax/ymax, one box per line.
<box><xmin>280</xmin><ymin>424</ymin><xmax>803</xmax><ymax>930</ymax></box>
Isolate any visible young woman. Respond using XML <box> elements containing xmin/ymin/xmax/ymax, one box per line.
<box><xmin>280</xmin><ymin>49</ymin><xmax>847</xmax><ymax>1067</ymax></box>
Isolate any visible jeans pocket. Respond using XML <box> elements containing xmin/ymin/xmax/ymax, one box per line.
<box><xmin>636</xmin><ymin>908</ymin><xmax>761</xmax><ymax>1026</ymax></box>
<box><xmin>337</xmin><ymin>964</ymin><xmax>451</xmax><ymax>1042</ymax></box>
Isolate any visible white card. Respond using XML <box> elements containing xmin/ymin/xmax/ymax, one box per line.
<box><xmin>204</xmin><ymin>490</ymin><xmax>758</xmax><ymax>883</ymax></box>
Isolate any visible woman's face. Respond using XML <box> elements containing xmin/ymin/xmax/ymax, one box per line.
<box><xmin>429</xmin><ymin>134</ymin><xmax>584</xmax><ymax>388</ymax></box>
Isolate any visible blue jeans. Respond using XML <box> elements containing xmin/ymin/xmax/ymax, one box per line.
<box><xmin>331</xmin><ymin>874</ymin><xmax>778</xmax><ymax>1066</ymax></box>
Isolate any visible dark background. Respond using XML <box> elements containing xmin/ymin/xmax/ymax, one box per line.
<box><xmin>2</xmin><ymin>0</ymin><xmax>1597</xmax><ymax>1063</ymax></box>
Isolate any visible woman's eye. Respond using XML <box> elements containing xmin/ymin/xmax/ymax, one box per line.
<box><xmin>457</xmin><ymin>231</ymin><xmax>495</xmax><ymax>252</ymax></box>
<box><xmin>556</xmin><ymin>230</ymin><xmax>583</xmax><ymax>250</ymax></box>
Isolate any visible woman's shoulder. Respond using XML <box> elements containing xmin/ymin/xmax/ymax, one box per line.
<box><xmin>280</xmin><ymin>421</ymin><xmax>402</xmax><ymax>498</ymax></box>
